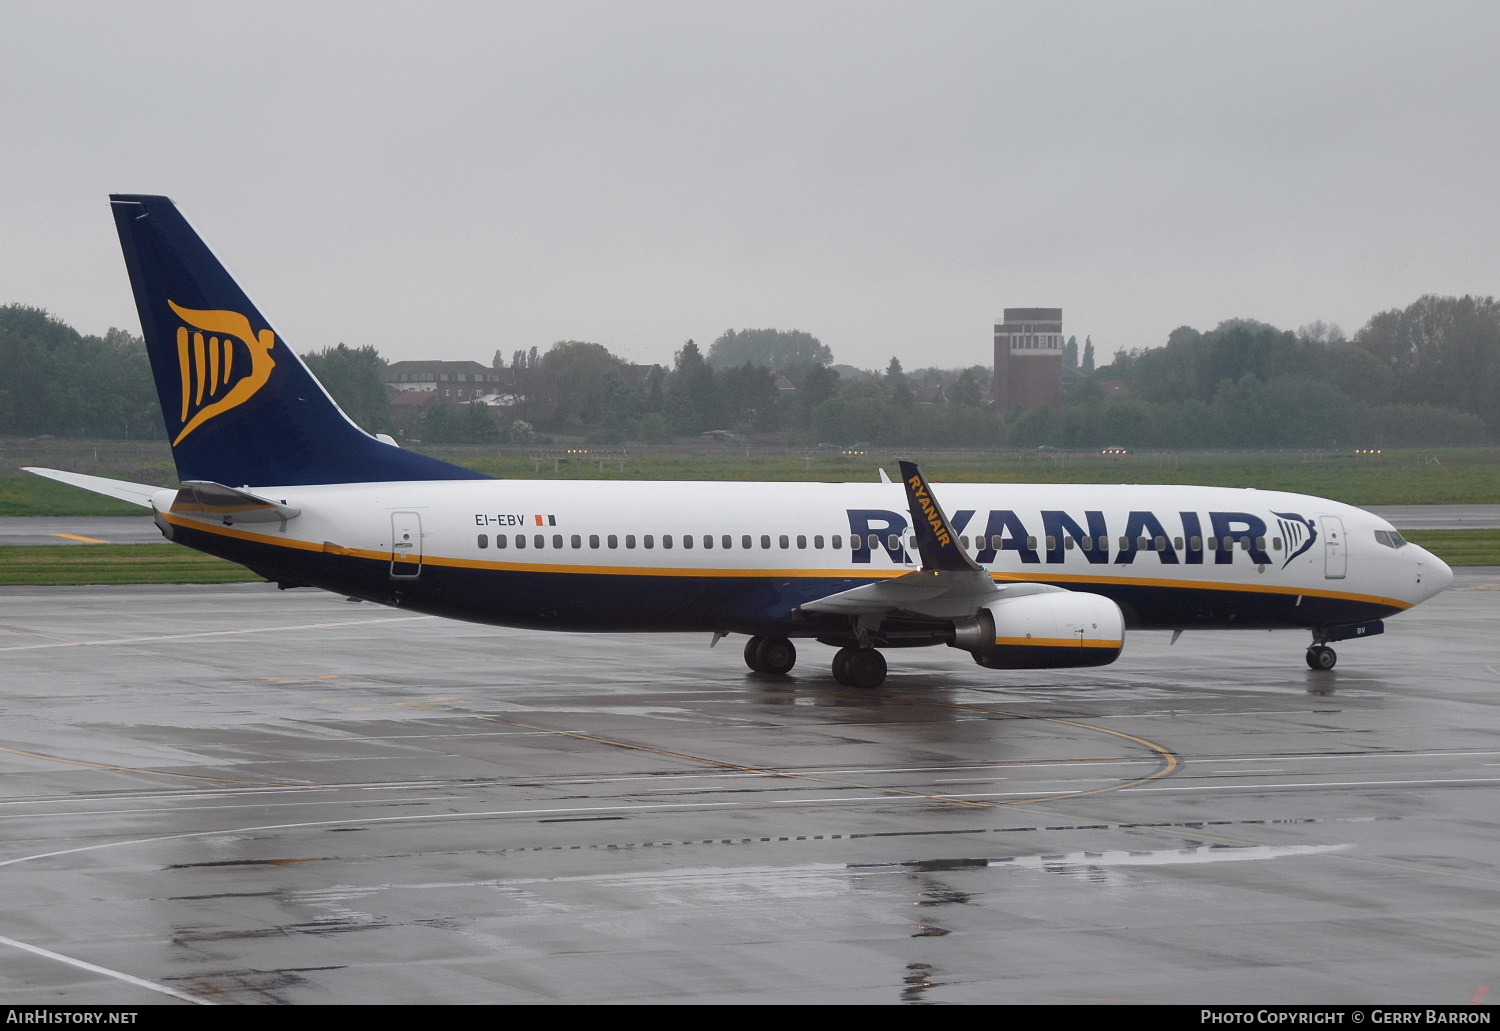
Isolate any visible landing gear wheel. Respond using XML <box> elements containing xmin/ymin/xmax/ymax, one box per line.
<box><xmin>843</xmin><ymin>648</ymin><xmax>887</xmax><ymax>689</ymax></box>
<box><xmin>754</xmin><ymin>635</ymin><xmax>797</xmax><ymax>676</ymax></box>
<box><xmin>1306</xmin><ymin>645</ymin><xmax>1337</xmax><ymax>671</ymax></box>
<box><xmin>744</xmin><ymin>635</ymin><xmax>765</xmax><ymax>672</ymax></box>
<box><xmin>832</xmin><ymin>646</ymin><xmax>856</xmax><ymax>685</ymax></box>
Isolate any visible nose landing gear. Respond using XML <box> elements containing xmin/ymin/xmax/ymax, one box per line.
<box><xmin>1305</xmin><ymin>644</ymin><xmax>1337</xmax><ymax>670</ymax></box>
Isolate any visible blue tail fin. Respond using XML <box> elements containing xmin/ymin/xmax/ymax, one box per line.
<box><xmin>110</xmin><ymin>194</ymin><xmax>489</xmax><ymax>486</ymax></box>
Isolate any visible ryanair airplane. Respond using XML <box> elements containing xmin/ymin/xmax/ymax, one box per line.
<box><xmin>27</xmin><ymin>195</ymin><xmax>1453</xmax><ymax>688</ymax></box>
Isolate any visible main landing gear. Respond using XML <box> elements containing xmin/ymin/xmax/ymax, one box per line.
<box><xmin>742</xmin><ymin>635</ymin><xmax>889</xmax><ymax>688</ymax></box>
<box><xmin>744</xmin><ymin>634</ymin><xmax>797</xmax><ymax>676</ymax></box>
<box><xmin>832</xmin><ymin>646</ymin><xmax>887</xmax><ymax>688</ymax></box>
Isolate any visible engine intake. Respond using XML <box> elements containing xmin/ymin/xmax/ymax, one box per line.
<box><xmin>950</xmin><ymin>589</ymin><xmax>1124</xmax><ymax>669</ymax></box>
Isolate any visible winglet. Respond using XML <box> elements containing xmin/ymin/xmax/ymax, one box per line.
<box><xmin>897</xmin><ymin>460</ymin><xmax>981</xmax><ymax>572</ymax></box>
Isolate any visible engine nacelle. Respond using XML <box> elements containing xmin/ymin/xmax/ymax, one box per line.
<box><xmin>950</xmin><ymin>589</ymin><xmax>1124</xmax><ymax>669</ymax></box>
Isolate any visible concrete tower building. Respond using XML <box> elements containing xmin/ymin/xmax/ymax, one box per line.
<box><xmin>993</xmin><ymin>308</ymin><xmax>1064</xmax><ymax>410</ymax></box>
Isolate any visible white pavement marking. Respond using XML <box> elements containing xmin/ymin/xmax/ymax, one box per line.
<box><xmin>0</xmin><ymin>933</ymin><xmax>212</xmax><ymax>1005</ymax></box>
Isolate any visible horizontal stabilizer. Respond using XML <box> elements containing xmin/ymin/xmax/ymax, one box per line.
<box><xmin>23</xmin><ymin>467</ymin><xmax>164</xmax><ymax>509</ymax></box>
<box><xmin>173</xmin><ymin>481</ymin><xmax>301</xmax><ymax>525</ymax></box>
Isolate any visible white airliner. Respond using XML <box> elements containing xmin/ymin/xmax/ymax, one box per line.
<box><xmin>27</xmin><ymin>195</ymin><xmax>1454</xmax><ymax>688</ymax></box>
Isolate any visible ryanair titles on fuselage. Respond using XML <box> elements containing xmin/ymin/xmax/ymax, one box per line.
<box><xmin>848</xmin><ymin>507</ymin><xmax>1318</xmax><ymax>568</ymax></box>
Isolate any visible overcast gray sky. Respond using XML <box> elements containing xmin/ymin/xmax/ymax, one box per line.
<box><xmin>3</xmin><ymin>1</ymin><xmax>1496</xmax><ymax>372</ymax></box>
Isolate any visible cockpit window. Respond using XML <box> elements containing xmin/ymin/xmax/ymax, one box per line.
<box><xmin>1374</xmin><ymin>529</ymin><xmax>1408</xmax><ymax>549</ymax></box>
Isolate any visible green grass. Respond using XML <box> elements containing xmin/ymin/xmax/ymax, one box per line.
<box><xmin>6</xmin><ymin>445</ymin><xmax>1499</xmax><ymax>514</ymax></box>
<box><xmin>0</xmin><ymin>544</ymin><xmax>259</xmax><ymax>585</ymax></box>
<box><xmin>0</xmin><ymin>476</ymin><xmax>145</xmax><ymax>516</ymax></box>
<box><xmin>338</xmin><ymin>447</ymin><xmax>1500</xmax><ymax>505</ymax></box>
<box><xmin>1401</xmin><ymin>530</ymin><xmax>1500</xmax><ymax>567</ymax></box>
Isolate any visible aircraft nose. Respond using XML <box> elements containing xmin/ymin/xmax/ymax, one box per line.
<box><xmin>1414</xmin><ymin>546</ymin><xmax>1453</xmax><ymax>601</ymax></box>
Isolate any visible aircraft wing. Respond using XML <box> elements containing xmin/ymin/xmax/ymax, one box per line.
<box><xmin>800</xmin><ymin>567</ymin><xmax>1004</xmax><ymax>620</ymax></box>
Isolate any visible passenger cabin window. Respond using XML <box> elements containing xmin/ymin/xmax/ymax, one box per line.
<box><xmin>534</xmin><ymin>534</ymin><xmax>544</xmax><ymax>549</ymax></box>
<box><xmin>662</xmin><ymin>535</ymin><xmax>673</xmax><ymax>549</ymax></box>
<box><xmin>571</xmin><ymin>535</ymin><xmax>581</xmax><ymax>549</ymax></box>
<box><xmin>552</xmin><ymin>534</ymin><xmax>563</xmax><ymax>549</ymax></box>
<box><xmin>607</xmin><ymin>534</ymin><xmax>618</xmax><ymax>549</ymax></box>
<box><xmin>589</xmin><ymin>534</ymin><xmax>600</xmax><ymax>549</ymax></box>
<box><xmin>761</xmin><ymin>535</ymin><xmax>771</xmax><ymax>549</ymax></box>
<box><xmin>496</xmin><ymin>534</ymin><xmax>507</xmax><ymax>549</ymax></box>
<box><xmin>832</xmin><ymin>535</ymin><xmax>842</xmax><ymax>549</ymax></box>
<box><xmin>643</xmin><ymin>535</ymin><xmax>654</xmax><ymax>549</ymax></box>
<box><xmin>742</xmin><ymin>535</ymin><xmax>752</xmax><ymax>549</ymax></box>
<box><xmin>779</xmin><ymin>534</ymin><xmax>789</xmax><ymax>549</ymax></box>
<box><xmin>796</xmin><ymin>535</ymin><xmax>807</xmax><ymax>549</ymax></box>
<box><xmin>625</xmin><ymin>535</ymin><xmax>636</xmax><ymax>549</ymax></box>
<box><xmin>477</xmin><ymin>534</ymin><xmax>488</xmax><ymax>548</ymax></box>
<box><xmin>515</xmin><ymin>535</ymin><xmax>526</xmax><ymax>549</ymax></box>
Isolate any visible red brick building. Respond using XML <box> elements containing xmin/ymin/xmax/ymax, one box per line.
<box><xmin>993</xmin><ymin>308</ymin><xmax>1064</xmax><ymax>410</ymax></box>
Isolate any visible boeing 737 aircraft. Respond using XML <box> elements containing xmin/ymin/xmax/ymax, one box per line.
<box><xmin>27</xmin><ymin>195</ymin><xmax>1454</xmax><ymax>688</ymax></box>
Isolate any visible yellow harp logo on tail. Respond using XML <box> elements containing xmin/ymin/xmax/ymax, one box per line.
<box><xmin>167</xmin><ymin>301</ymin><xmax>277</xmax><ymax>445</ymax></box>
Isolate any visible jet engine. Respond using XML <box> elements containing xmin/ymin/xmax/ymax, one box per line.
<box><xmin>949</xmin><ymin>588</ymin><xmax>1124</xmax><ymax>669</ymax></box>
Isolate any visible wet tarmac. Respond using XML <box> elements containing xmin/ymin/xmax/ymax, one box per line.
<box><xmin>0</xmin><ymin>573</ymin><xmax>1496</xmax><ymax>1005</ymax></box>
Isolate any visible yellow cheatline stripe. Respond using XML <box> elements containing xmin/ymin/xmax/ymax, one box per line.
<box><xmin>992</xmin><ymin>637</ymin><xmax>1123</xmax><ymax>649</ymax></box>
<box><xmin>49</xmin><ymin>533</ymin><xmax>109</xmax><ymax>543</ymax></box>
<box><xmin>161</xmin><ymin>513</ymin><xmax>1411</xmax><ymax>609</ymax></box>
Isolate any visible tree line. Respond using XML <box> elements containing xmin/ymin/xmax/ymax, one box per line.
<box><xmin>1014</xmin><ymin>297</ymin><xmax>1497</xmax><ymax>448</ymax></box>
<box><xmin>2</xmin><ymin>295</ymin><xmax>1494</xmax><ymax>448</ymax></box>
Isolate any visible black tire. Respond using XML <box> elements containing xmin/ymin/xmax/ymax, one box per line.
<box><xmin>744</xmin><ymin>635</ymin><xmax>765</xmax><ymax>672</ymax></box>
<box><xmin>755</xmin><ymin>636</ymin><xmax>797</xmax><ymax>676</ymax></box>
<box><xmin>1306</xmin><ymin>645</ymin><xmax>1337</xmax><ymax>671</ymax></box>
<box><xmin>832</xmin><ymin>646</ymin><xmax>856</xmax><ymax>685</ymax></box>
<box><xmin>845</xmin><ymin>648</ymin><xmax>887</xmax><ymax>689</ymax></box>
